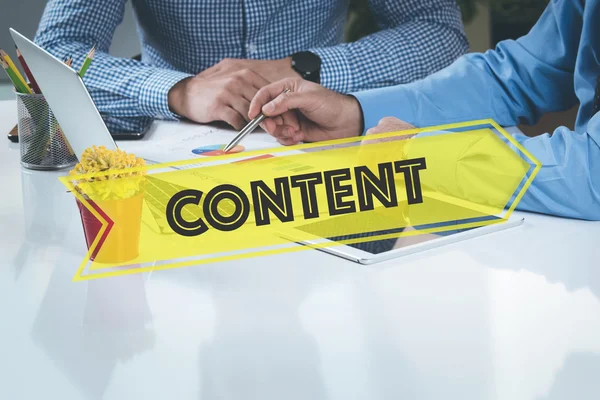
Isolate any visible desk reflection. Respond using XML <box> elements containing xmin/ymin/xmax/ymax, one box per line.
<box><xmin>13</xmin><ymin>168</ymin><xmax>80</xmax><ymax>279</ymax></box>
<box><xmin>32</xmin><ymin>259</ymin><xmax>154</xmax><ymax>400</ymax></box>
<box><xmin>179</xmin><ymin>260</ymin><xmax>359</xmax><ymax>400</ymax></box>
<box><xmin>20</xmin><ymin>168</ymin><xmax>73</xmax><ymax>242</ymax></box>
<box><xmin>467</xmin><ymin>217</ymin><xmax>600</xmax><ymax>300</ymax></box>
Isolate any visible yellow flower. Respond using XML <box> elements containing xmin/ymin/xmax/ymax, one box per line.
<box><xmin>70</xmin><ymin>145</ymin><xmax>147</xmax><ymax>201</ymax></box>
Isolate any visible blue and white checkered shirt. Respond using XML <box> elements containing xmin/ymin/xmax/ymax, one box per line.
<box><xmin>35</xmin><ymin>0</ymin><xmax>468</xmax><ymax>131</ymax></box>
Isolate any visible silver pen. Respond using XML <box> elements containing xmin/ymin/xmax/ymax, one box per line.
<box><xmin>223</xmin><ymin>88</ymin><xmax>291</xmax><ymax>153</ymax></box>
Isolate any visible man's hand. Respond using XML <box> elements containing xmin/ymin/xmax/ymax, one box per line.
<box><xmin>366</xmin><ymin>117</ymin><xmax>416</xmax><ymax>136</ymax></box>
<box><xmin>168</xmin><ymin>68</ymin><xmax>270</xmax><ymax>130</ymax></box>
<box><xmin>248</xmin><ymin>78</ymin><xmax>364</xmax><ymax>145</ymax></box>
<box><xmin>199</xmin><ymin>58</ymin><xmax>300</xmax><ymax>83</ymax></box>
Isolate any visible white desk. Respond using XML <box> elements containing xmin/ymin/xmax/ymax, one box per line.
<box><xmin>1</xmin><ymin>99</ymin><xmax>599</xmax><ymax>400</ymax></box>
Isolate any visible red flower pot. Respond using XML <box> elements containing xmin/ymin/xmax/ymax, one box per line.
<box><xmin>76</xmin><ymin>194</ymin><xmax>143</xmax><ymax>264</ymax></box>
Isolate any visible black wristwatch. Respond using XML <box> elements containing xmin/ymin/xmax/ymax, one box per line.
<box><xmin>291</xmin><ymin>51</ymin><xmax>321</xmax><ymax>84</ymax></box>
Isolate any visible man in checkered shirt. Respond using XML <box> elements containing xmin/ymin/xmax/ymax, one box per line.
<box><xmin>34</xmin><ymin>0</ymin><xmax>468</xmax><ymax>132</ymax></box>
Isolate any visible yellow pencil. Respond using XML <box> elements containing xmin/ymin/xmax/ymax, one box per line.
<box><xmin>1</xmin><ymin>55</ymin><xmax>30</xmax><ymax>94</ymax></box>
<box><xmin>0</xmin><ymin>49</ymin><xmax>31</xmax><ymax>94</ymax></box>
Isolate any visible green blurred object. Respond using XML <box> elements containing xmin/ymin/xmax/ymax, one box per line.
<box><xmin>344</xmin><ymin>0</ymin><xmax>549</xmax><ymax>42</ymax></box>
<box><xmin>457</xmin><ymin>0</ymin><xmax>484</xmax><ymax>24</ymax></box>
<box><xmin>489</xmin><ymin>0</ymin><xmax>549</xmax><ymax>23</ymax></box>
<box><xmin>344</xmin><ymin>0</ymin><xmax>379</xmax><ymax>42</ymax></box>
<box><xmin>344</xmin><ymin>0</ymin><xmax>483</xmax><ymax>42</ymax></box>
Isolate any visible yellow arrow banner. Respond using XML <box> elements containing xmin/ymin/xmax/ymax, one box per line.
<box><xmin>61</xmin><ymin>120</ymin><xmax>540</xmax><ymax>281</ymax></box>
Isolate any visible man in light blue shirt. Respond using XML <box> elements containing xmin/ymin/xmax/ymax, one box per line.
<box><xmin>33</xmin><ymin>0</ymin><xmax>467</xmax><ymax>132</ymax></box>
<box><xmin>249</xmin><ymin>0</ymin><xmax>600</xmax><ymax>220</ymax></box>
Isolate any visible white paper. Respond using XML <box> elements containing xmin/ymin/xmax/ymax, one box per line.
<box><xmin>118</xmin><ymin>120</ymin><xmax>281</xmax><ymax>165</ymax></box>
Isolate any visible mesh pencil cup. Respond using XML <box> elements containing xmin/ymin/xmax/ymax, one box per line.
<box><xmin>16</xmin><ymin>91</ymin><xmax>77</xmax><ymax>170</ymax></box>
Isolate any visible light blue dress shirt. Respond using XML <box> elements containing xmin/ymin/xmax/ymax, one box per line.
<box><xmin>354</xmin><ymin>0</ymin><xmax>600</xmax><ymax>220</ymax></box>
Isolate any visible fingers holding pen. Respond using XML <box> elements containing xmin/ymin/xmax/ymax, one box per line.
<box><xmin>260</xmin><ymin>110</ymin><xmax>299</xmax><ymax>135</ymax></box>
<box><xmin>260</xmin><ymin>115</ymin><xmax>283</xmax><ymax>130</ymax></box>
<box><xmin>272</xmin><ymin>126</ymin><xmax>305</xmax><ymax>145</ymax></box>
<box><xmin>249</xmin><ymin>78</ymin><xmax>304</xmax><ymax>119</ymax></box>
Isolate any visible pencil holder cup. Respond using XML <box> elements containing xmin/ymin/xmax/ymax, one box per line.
<box><xmin>16</xmin><ymin>91</ymin><xmax>77</xmax><ymax>170</ymax></box>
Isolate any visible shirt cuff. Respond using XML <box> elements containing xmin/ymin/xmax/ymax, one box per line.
<box><xmin>138</xmin><ymin>69</ymin><xmax>193</xmax><ymax>120</ymax></box>
<box><xmin>352</xmin><ymin>86</ymin><xmax>417</xmax><ymax>134</ymax></box>
<box><xmin>308</xmin><ymin>46</ymin><xmax>352</xmax><ymax>93</ymax></box>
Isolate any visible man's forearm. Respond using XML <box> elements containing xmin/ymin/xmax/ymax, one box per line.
<box><xmin>352</xmin><ymin>0</ymin><xmax>579</xmax><ymax>131</ymax></box>
<box><xmin>309</xmin><ymin>0</ymin><xmax>468</xmax><ymax>93</ymax></box>
<box><xmin>35</xmin><ymin>0</ymin><xmax>193</xmax><ymax>121</ymax></box>
<box><xmin>502</xmin><ymin>121</ymin><xmax>600</xmax><ymax>221</ymax></box>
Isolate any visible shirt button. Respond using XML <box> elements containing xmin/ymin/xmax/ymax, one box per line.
<box><xmin>246</xmin><ymin>43</ymin><xmax>257</xmax><ymax>54</ymax></box>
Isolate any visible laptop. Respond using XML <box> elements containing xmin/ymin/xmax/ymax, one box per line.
<box><xmin>10</xmin><ymin>29</ymin><xmax>143</xmax><ymax>156</ymax></box>
<box><xmin>9</xmin><ymin>29</ymin><xmax>199</xmax><ymax>233</ymax></box>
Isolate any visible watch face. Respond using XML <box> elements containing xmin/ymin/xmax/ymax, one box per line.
<box><xmin>292</xmin><ymin>51</ymin><xmax>321</xmax><ymax>83</ymax></box>
<box><xmin>293</xmin><ymin>52</ymin><xmax>321</xmax><ymax>74</ymax></box>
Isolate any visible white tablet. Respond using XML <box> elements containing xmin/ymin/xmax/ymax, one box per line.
<box><xmin>293</xmin><ymin>215</ymin><xmax>523</xmax><ymax>264</ymax></box>
<box><xmin>284</xmin><ymin>194</ymin><xmax>524</xmax><ymax>264</ymax></box>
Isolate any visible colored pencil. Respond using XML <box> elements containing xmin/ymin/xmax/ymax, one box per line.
<box><xmin>15</xmin><ymin>47</ymin><xmax>41</xmax><ymax>93</ymax></box>
<box><xmin>78</xmin><ymin>45</ymin><xmax>95</xmax><ymax>78</ymax></box>
<box><xmin>0</xmin><ymin>55</ymin><xmax>14</xmax><ymax>89</ymax></box>
<box><xmin>0</xmin><ymin>49</ymin><xmax>31</xmax><ymax>94</ymax></box>
<box><xmin>0</xmin><ymin>54</ymin><xmax>31</xmax><ymax>94</ymax></box>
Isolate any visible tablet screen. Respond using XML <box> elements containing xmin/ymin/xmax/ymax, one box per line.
<box><xmin>296</xmin><ymin>213</ymin><xmax>501</xmax><ymax>255</ymax></box>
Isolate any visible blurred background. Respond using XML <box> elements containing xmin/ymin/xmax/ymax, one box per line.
<box><xmin>0</xmin><ymin>0</ymin><xmax>139</xmax><ymax>88</ymax></box>
<box><xmin>0</xmin><ymin>0</ymin><xmax>574</xmax><ymax>136</ymax></box>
